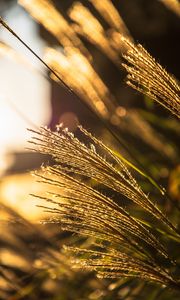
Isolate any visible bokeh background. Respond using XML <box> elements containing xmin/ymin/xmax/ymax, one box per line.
<box><xmin>0</xmin><ymin>1</ymin><xmax>179</xmax><ymax>299</ymax></box>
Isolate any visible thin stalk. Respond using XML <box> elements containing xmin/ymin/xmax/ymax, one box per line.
<box><xmin>0</xmin><ymin>17</ymin><xmax>167</xmax><ymax>196</ymax></box>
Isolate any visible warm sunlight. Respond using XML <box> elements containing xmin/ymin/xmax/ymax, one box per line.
<box><xmin>0</xmin><ymin>5</ymin><xmax>51</xmax><ymax>175</ymax></box>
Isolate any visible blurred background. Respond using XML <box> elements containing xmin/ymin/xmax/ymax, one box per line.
<box><xmin>0</xmin><ymin>0</ymin><xmax>179</xmax><ymax>220</ymax></box>
<box><xmin>0</xmin><ymin>1</ymin><xmax>180</xmax><ymax>299</ymax></box>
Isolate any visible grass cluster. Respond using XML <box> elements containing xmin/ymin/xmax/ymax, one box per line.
<box><xmin>0</xmin><ymin>0</ymin><xmax>180</xmax><ymax>299</ymax></box>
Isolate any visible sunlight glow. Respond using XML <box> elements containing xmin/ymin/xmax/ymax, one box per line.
<box><xmin>0</xmin><ymin>5</ymin><xmax>51</xmax><ymax>175</ymax></box>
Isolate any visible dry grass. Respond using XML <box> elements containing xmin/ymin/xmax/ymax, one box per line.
<box><xmin>18</xmin><ymin>0</ymin><xmax>90</xmax><ymax>59</ymax></box>
<box><xmin>27</xmin><ymin>125</ymin><xmax>180</xmax><ymax>289</ymax></box>
<box><xmin>28</xmin><ymin>125</ymin><xmax>178</xmax><ymax>234</ymax></box>
<box><xmin>121</xmin><ymin>37</ymin><xmax>180</xmax><ymax>118</ymax></box>
<box><xmin>0</xmin><ymin>0</ymin><xmax>180</xmax><ymax>297</ymax></box>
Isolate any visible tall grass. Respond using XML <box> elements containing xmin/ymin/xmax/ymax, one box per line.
<box><xmin>0</xmin><ymin>0</ymin><xmax>180</xmax><ymax>299</ymax></box>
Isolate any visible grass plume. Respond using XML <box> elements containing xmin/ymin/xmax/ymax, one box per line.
<box><xmin>28</xmin><ymin>125</ymin><xmax>180</xmax><ymax>289</ymax></box>
<box><xmin>121</xmin><ymin>37</ymin><xmax>180</xmax><ymax>118</ymax></box>
<box><xmin>28</xmin><ymin>125</ymin><xmax>178</xmax><ymax>235</ymax></box>
<box><xmin>69</xmin><ymin>2</ymin><xmax>119</xmax><ymax>65</ymax></box>
<box><xmin>19</xmin><ymin>0</ymin><xmax>91</xmax><ymax>59</ymax></box>
<box><xmin>1</xmin><ymin>0</ymin><xmax>180</xmax><ymax>297</ymax></box>
<box><xmin>89</xmin><ymin>0</ymin><xmax>131</xmax><ymax>37</ymax></box>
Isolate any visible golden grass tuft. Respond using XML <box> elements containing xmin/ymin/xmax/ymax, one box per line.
<box><xmin>28</xmin><ymin>125</ymin><xmax>180</xmax><ymax>288</ymax></box>
<box><xmin>121</xmin><ymin>37</ymin><xmax>180</xmax><ymax>118</ymax></box>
